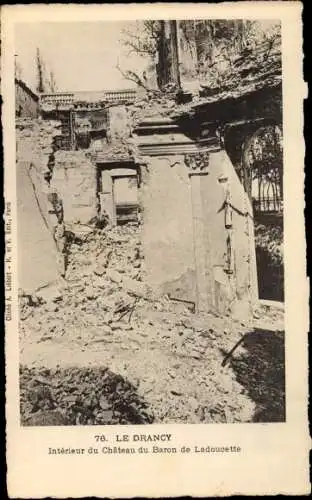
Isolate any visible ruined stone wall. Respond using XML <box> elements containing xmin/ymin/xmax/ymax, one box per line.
<box><xmin>107</xmin><ymin>105</ymin><xmax>131</xmax><ymax>143</ymax></box>
<box><xmin>16</xmin><ymin>118</ymin><xmax>62</xmax><ymax>226</ymax></box>
<box><xmin>16</xmin><ymin>118</ymin><xmax>98</xmax><ymax>225</ymax></box>
<box><xmin>200</xmin><ymin>149</ymin><xmax>258</xmax><ymax>318</ymax></box>
<box><xmin>51</xmin><ymin>151</ymin><xmax>98</xmax><ymax>225</ymax></box>
<box><xmin>15</xmin><ymin>119</ymin><xmax>62</xmax><ymax>293</ymax></box>
<box><xmin>140</xmin><ymin>156</ymin><xmax>196</xmax><ymax>302</ymax></box>
<box><xmin>16</xmin><ymin>118</ymin><xmax>61</xmax><ymax>173</ymax></box>
<box><xmin>139</xmin><ymin>147</ymin><xmax>258</xmax><ymax>318</ymax></box>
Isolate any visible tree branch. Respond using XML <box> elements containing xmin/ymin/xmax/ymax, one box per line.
<box><xmin>121</xmin><ymin>24</ymin><xmax>158</xmax><ymax>57</ymax></box>
<box><xmin>116</xmin><ymin>61</ymin><xmax>150</xmax><ymax>91</ymax></box>
<box><xmin>122</xmin><ymin>38</ymin><xmax>156</xmax><ymax>57</ymax></box>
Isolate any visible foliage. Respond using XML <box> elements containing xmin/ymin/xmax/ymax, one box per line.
<box><xmin>240</xmin><ymin>124</ymin><xmax>283</xmax><ymax>210</ymax></box>
<box><xmin>36</xmin><ymin>47</ymin><xmax>58</xmax><ymax>93</ymax></box>
<box><xmin>120</xmin><ymin>20</ymin><xmax>281</xmax><ymax>92</ymax></box>
<box><xmin>120</xmin><ymin>21</ymin><xmax>179</xmax><ymax>91</ymax></box>
<box><xmin>180</xmin><ymin>20</ymin><xmax>280</xmax><ymax>82</ymax></box>
<box><xmin>254</xmin><ymin>221</ymin><xmax>284</xmax><ymax>302</ymax></box>
<box><xmin>121</xmin><ymin>21</ymin><xmax>162</xmax><ymax>58</ymax></box>
<box><xmin>49</xmin><ymin>70</ymin><xmax>57</xmax><ymax>92</ymax></box>
<box><xmin>246</xmin><ymin>125</ymin><xmax>283</xmax><ymax>183</ymax></box>
<box><xmin>15</xmin><ymin>57</ymin><xmax>23</xmax><ymax>80</ymax></box>
<box><xmin>254</xmin><ymin>222</ymin><xmax>283</xmax><ymax>266</ymax></box>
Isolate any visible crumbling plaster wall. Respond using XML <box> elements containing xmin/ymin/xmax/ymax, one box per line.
<box><xmin>15</xmin><ymin>119</ymin><xmax>61</xmax><ymax>292</ymax></box>
<box><xmin>51</xmin><ymin>150</ymin><xmax>98</xmax><ymax>225</ymax></box>
<box><xmin>140</xmin><ymin>155</ymin><xmax>196</xmax><ymax>302</ymax></box>
<box><xmin>107</xmin><ymin>105</ymin><xmax>131</xmax><ymax>142</ymax></box>
<box><xmin>16</xmin><ymin>118</ymin><xmax>62</xmax><ymax>228</ymax></box>
<box><xmin>139</xmin><ymin>147</ymin><xmax>258</xmax><ymax>317</ymax></box>
<box><xmin>200</xmin><ymin>149</ymin><xmax>258</xmax><ymax>317</ymax></box>
<box><xmin>16</xmin><ymin>118</ymin><xmax>61</xmax><ymax>173</ymax></box>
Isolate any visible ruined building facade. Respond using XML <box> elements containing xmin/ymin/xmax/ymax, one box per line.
<box><xmin>34</xmin><ymin>80</ymin><xmax>284</xmax><ymax>321</ymax></box>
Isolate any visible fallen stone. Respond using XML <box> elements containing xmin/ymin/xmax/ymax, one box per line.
<box><xmin>34</xmin><ymin>375</ymin><xmax>54</xmax><ymax>387</ymax></box>
<box><xmin>91</xmin><ymin>325</ymin><xmax>112</xmax><ymax>337</ymax></box>
<box><xmin>23</xmin><ymin>410</ymin><xmax>69</xmax><ymax>426</ymax></box>
<box><xmin>63</xmin><ymin>394</ymin><xmax>79</xmax><ymax>404</ymax></box>
<box><xmin>123</xmin><ymin>325</ymin><xmax>133</xmax><ymax>331</ymax></box>
<box><xmin>172</xmin><ymin>363</ymin><xmax>181</xmax><ymax>369</ymax></box>
<box><xmin>98</xmin><ymin>410</ymin><xmax>114</xmax><ymax>421</ymax></box>
<box><xmin>99</xmin><ymin>395</ymin><xmax>111</xmax><ymax>410</ymax></box>
<box><xmin>171</xmin><ymin>389</ymin><xmax>183</xmax><ymax>396</ymax></box>
<box><xmin>94</xmin><ymin>264</ymin><xmax>106</xmax><ymax>277</ymax></box>
<box><xmin>96</xmin><ymin>296</ymin><xmax>116</xmax><ymax>310</ymax></box>
<box><xmin>35</xmin><ymin>282</ymin><xmax>62</xmax><ymax>303</ymax></box>
<box><xmin>85</xmin><ymin>286</ymin><xmax>97</xmax><ymax>300</ymax></box>
<box><xmin>106</xmin><ymin>269</ymin><xmax>123</xmax><ymax>284</ymax></box>
<box><xmin>123</xmin><ymin>277</ymin><xmax>151</xmax><ymax>298</ymax></box>
<box><xmin>108</xmin><ymin>233</ymin><xmax>129</xmax><ymax>244</ymax></box>
<box><xmin>111</xmin><ymin>322</ymin><xmax>125</xmax><ymax>331</ymax></box>
<box><xmin>28</xmin><ymin>385</ymin><xmax>53</xmax><ymax>405</ymax></box>
<box><xmin>138</xmin><ymin>331</ymin><xmax>148</xmax><ymax>337</ymax></box>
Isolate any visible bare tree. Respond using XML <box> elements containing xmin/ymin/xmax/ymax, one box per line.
<box><xmin>14</xmin><ymin>55</ymin><xmax>23</xmax><ymax>80</ymax></box>
<box><xmin>121</xmin><ymin>20</ymin><xmax>161</xmax><ymax>58</ymax></box>
<box><xmin>36</xmin><ymin>47</ymin><xmax>46</xmax><ymax>93</ymax></box>
<box><xmin>49</xmin><ymin>70</ymin><xmax>57</xmax><ymax>92</ymax></box>
<box><xmin>116</xmin><ymin>60</ymin><xmax>150</xmax><ymax>91</ymax></box>
<box><xmin>120</xmin><ymin>19</ymin><xmax>281</xmax><ymax>94</ymax></box>
<box><xmin>120</xmin><ymin>20</ymin><xmax>181</xmax><ymax>91</ymax></box>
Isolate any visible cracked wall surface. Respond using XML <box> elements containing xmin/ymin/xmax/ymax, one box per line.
<box><xmin>16</xmin><ymin>119</ymin><xmax>62</xmax><ymax>293</ymax></box>
<box><xmin>52</xmin><ymin>151</ymin><xmax>98</xmax><ymax>225</ymax></box>
<box><xmin>140</xmin><ymin>155</ymin><xmax>196</xmax><ymax>302</ymax></box>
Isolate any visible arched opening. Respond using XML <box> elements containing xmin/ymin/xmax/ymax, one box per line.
<box><xmin>243</xmin><ymin>125</ymin><xmax>284</xmax><ymax>302</ymax></box>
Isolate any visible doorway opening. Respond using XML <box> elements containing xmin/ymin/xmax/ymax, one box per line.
<box><xmin>113</xmin><ymin>175</ymin><xmax>139</xmax><ymax>225</ymax></box>
<box><xmin>97</xmin><ymin>161</ymin><xmax>140</xmax><ymax>226</ymax></box>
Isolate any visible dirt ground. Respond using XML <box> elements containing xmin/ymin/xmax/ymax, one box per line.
<box><xmin>19</xmin><ymin>224</ymin><xmax>285</xmax><ymax>426</ymax></box>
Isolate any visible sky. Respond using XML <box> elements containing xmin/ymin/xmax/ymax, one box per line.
<box><xmin>14</xmin><ymin>19</ymin><xmax>279</xmax><ymax>94</ymax></box>
<box><xmin>15</xmin><ymin>21</ymin><xmax>148</xmax><ymax>93</ymax></box>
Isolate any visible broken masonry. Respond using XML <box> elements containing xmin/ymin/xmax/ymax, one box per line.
<box><xmin>28</xmin><ymin>77</ymin><xmax>282</xmax><ymax>319</ymax></box>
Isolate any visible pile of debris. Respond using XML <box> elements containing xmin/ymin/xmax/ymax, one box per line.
<box><xmin>20</xmin><ymin>365</ymin><xmax>154</xmax><ymax>426</ymax></box>
<box><xmin>129</xmin><ymin>91</ymin><xmax>179</xmax><ymax>128</ymax></box>
<box><xmin>19</xmin><ymin>224</ymin><xmax>147</xmax><ymax>344</ymax></box>
<box><xmin>19</xmin><ymin>222</ymin><xmax>284</xmax><ymax>425</ymax></box>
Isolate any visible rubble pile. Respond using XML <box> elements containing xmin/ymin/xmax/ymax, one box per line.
<box><xmin>66</xmin><ymin>224</ymin><xmax>143</xmax><ymax>282</ymax></box>
<box><xmin>19</xmin><ymin>222</ymin><xmax>284</xmax><ymax>424</ymax></box>
<box><xmin>129</xmin><ymin>92</ymin><xmax>178</xmax><ymax>128</ymax></box>
<box><xmin>20</xmin><ymin>365</ymin><xmax>154</xmax><ymax>426</ymax></box>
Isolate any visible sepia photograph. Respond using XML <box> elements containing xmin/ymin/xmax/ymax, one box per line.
<box><xmin>3</xmin><ymin>3</ymin><xmax>309</xmax><ymax>498</ymax></box>
<box><xmin>15</xmin><ymin>18</ymin><xmax>286</xmax><ymax>427</ymax></box>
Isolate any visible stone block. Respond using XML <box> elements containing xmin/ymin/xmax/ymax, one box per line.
<box><xmin>122</xmin><ymin>277</ymin><xmax>151</xmax><ymax>298</ymax></box>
